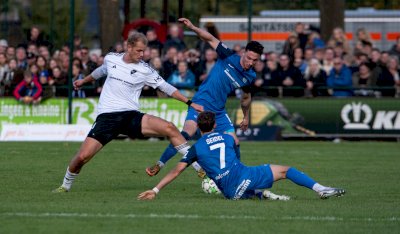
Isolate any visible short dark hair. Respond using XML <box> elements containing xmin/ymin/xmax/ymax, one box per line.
<box><xmin>197</xmin><ymin>111</ymin><xmax>216</xmax><ymax>132</ymax></box>
<box><xmin>245</xmin><ymin>41</ymin><xmax>264</xmax><ymax>55</ymax></box>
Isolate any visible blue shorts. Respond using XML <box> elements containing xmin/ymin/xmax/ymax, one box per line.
<box><xmin>186</xmin><ymin>107</ymin><xmax>234</xmax><ymax>133</ymax></box>
<box><xmin>224</xmin><ymin>164</ymin><xmax>274</xmax><ymax>200</ymax></box>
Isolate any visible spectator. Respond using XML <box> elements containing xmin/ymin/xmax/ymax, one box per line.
<box><xmin>52</xmin><ymin>66</ymin><xmax>68</xmax><ymax>96</ymax></box>
<box><xmin>26</xmin><ymin>52</ymin><xmax>37</xmax><ymax>66</ymax></box>
<box><xmin>149</xmin><ymin>47</ymin><xmax>160</xmax><ymax>61</ymax></box>
<box><xmin>38</xmin><ymin>45</ymin><xmax>51</xmax><ymax>61</ymax></box>
<box><xmin>113</xmin><ymin>41</ymin><xmax>124</xmax><ymax>53</ymax></box>
<box><xmin>294</xmin><ymin>22</ymin><xmax>309</xmax><ymax>51</ymax></box>
<box><xmin>0</xmin><ymin>52</ymin><xmax>9</xmax><ymax>96</ymax></box>
<box><xmin>6</xmin><ymin>58</ymin><xmax>24</xmax><ymax>93</ymax></box>
<box><xmin>304</xmin><ymin>48</ymin><xmax>314</xmax><ymax>62</ymax></box>
<box><xmin>16</xmin><ymin>46</ymin><xmax>28</xmax><ymax>70</ymax></box>
<box><xmin>389</xmin><ymin>36</ymin><xmax>400</xmax><ymax>61</ymax></box>
<box><xmin>377</xmin><ymin>56</ymin><xmax>399</xmax><ymax>97</ymax></box>
<box><xmin>6</xmin><ymin>46</ymin><xmax>15</xmax><ymax>60</ymax></box>
<box><xmin>196</xmin><ymin>22</ymin><xmax>220</xmax><ymax>60</ymax></box>
<box><xmin>185</xmin><ymin>49</ymin><xmax>202</xmax><ymax>84</ymax></box>
<box><xmin>198</xmin><ymin>48</ymin><xmax>217</xmax><ymax>85</ymax></box>
<box><xmin>162</xmin><ymin>46</ymin><xmax>178</xmax><ymax>80</ymax></box>
<box><xmin>266</xmin><ymin>51</ymin><xmax>278</xmax><ymax>63</ymax></box>
<box><xmin>327</xmin><ymin>27</ymin><xmax>351</xmax><ymax>55</ymax></box>
<box><xmin>232</xmin><ymin>43</ymin><xmax>243</xmax><ymax>55</ymax></box>
<box><xmin>354</xmin><ymin>28</ymin><xmax>373</xmax><ymax>56</ymax></box>
<box><xmin>271</xmin><ymin>54</ymin><xmax>305</xmax><ymax>97</ymax></box>
<box><xmin>282</xmin><ymin>32</ymin><xmax>300</xmax><ymax>63</ymax></box>
<box><xmin>322</xmin><ymin>47</ymin><xmax>335</xmax><ymax>74</ymax></box>
<box><xmin>163</xmin><ymin>23</ymin><xmax>186</xmax><ymax>54</ymax></box>
<box><xmin>352</xmin><ymin>62</ymin><xmax>377</xmax><ymax>96</ymax></box>
<box><xmin>327</xmin><ymin>57</ymin><xmax>353</xmax><ymax>97</ymax></box>
<box><xmin>167</xmin><ymin>61</ymin><xmax>196</xmax><ymax>97</ymax></box>
<box><xmin>27</xmin><ymin>42</ymin><xmax>39</xmax><ymax>56</ymax></box>
<box><xmin>80</xmin><ymin>46</ymin><xmax>97</xmax><ymax>75</ymax></box>
<box><xmin>13</xmin><ymin>70</ymin><xmax>42</xmax><ymax>104</ymax></box>
<box><xmin>304</xmin><ymin>58</ymin><xmax>328</xmax><ymax>97</ymax></box>
<box><xmin>306</xmin><ymin>31</ymin><xmax>325</xmax><ymax>50</ymax></box>
<box><xmin>253</xmin><ymin>59</ymin><xmax>278</xmax><ymax>97</ymax></box>
<box><xmin>293</xmin><ymin>47</ymin><xmax>307</xmax><ymax>74</ymax></box>
<box><xmin>27</xmin><ymin>25</ymin><xmax>44</xmax><ymax>47</ymax></box>
<box><xmin>146</xmin><ymin>29</ymin><xmax>163</xmax><ymax>55</ymax></box>
<box><xmin>0</xmin><ymin>39</ymin><xmax>8</xmax><ymax>53</ymax></box>
<box><xmin>71</xmin><ymin>63</ymin><xmax>86</xmax><ymax>98</ymax></box>
<box><xmin>29</xmin><ymin>64</ymin><xmax>40</xmax><ymax>81</ymax></box>
<box><xmin>74</xmin><ymin>35</ymin><xmax>82</xmax><ymax>50</ymax></box>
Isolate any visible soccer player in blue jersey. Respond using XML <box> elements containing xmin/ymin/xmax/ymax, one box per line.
<box><xmin>146</xmin><ymin>18</ymin><xmax>263</xmax><ymax>176</ymax></box>
<box><xmin>138</xmin><ymin>111</ymin><xmax>345</xmax><ymax>200</ymax></box>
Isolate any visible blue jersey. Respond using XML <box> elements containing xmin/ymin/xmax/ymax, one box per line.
<box><xmin>181</xmin><ymin>132</ymin><xmax>274</xmax><ymax>199</ymax></box>
<box><xmin>192</xmin><ymin>43</ymin><xmax>256</xmax><ymax>113</ymax></box>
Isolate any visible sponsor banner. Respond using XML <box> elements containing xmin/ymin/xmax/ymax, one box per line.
<box><xmin>0</xmin><ymin>98</ymin><xmax>188</xmax><ymax>130</ymax></box>
<box><xmin>0</xmin><ymin>124</ymin><xmax>92</xmax><ymax>141</ymax></box>
<box><xmin>276</xmin><ymin>98</ymin><xmax>400</xmax><ymax>136</ymax></box>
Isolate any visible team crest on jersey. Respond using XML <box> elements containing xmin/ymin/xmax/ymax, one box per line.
<box><xmin>112</xmin><ymin>65</ymin><xmax>116</xmax><ymax>68</ymax></box>
<box><xmin>130</xmin><ymin>69</ymin><xmax>137</xmax><ymax>76</ymax></box>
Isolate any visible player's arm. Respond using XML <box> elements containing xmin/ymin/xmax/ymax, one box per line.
<box><xmin>74</xmin><ymin>63</ymin><xmax>107</xmax><ymax>90</ymax></box>
<box><xmin>179</xmin><ymin>18</ymin><xmax>220</xmax><ymax>50</ymax></box>
<box><xmin>239</xmin><ymin>88</ymin><xmax>252</xmax><ymax>131</ymax></box>
<box><xmin>137</xmin><ymin>162</ymin><xmax>188</xmax><ymax>200</ymax></box>
<box><xmin>158</xmin><ymin>81</ymin><xmax>204</xmax><ymax>112</ymax></box>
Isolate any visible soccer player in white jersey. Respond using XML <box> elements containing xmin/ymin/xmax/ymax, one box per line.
<box><xmin>53</xmin><ymin>32</ymin><xmax>203</xmax><ymax>193</ymax></box>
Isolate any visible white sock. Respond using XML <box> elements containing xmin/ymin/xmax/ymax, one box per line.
<box><xmin>312</xmin><ymin>183</ymin><xmax>329</xmax><ymax>193</ymax></box>
<box><xmin>157</xmin><ymin>161</ymin><xmax>165</xmax><ymax>168</ymax></box>
<box><xmin>61</xmin><ymin>167</ymin><xmax>78</xmax><ymax>191</ymax></box>
<box><xmin>175</xmin><ymin>142</ymin><xmax>190</xmax><ymax>155</ymax></box>
<box><xmin>191</xmin><ymin>162</ymin><xmax>202</xmax><ymax>172</ymax></box>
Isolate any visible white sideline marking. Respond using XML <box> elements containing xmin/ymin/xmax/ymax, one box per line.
<box><xmin>1</xmin><ymin>212</ymin><xmax>399</xmax><ymax>222</ymax></box>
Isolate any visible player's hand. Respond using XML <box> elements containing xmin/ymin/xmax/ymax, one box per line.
<box><xmin>178</xmin><ymin>18</ymin><xmax>194</xmax><ymax>29</ymax></box>
<box><xmin>137</xmin><ymin>190</ymin><xmax>156</xmax><ymax>200</ymax></box>
<box><xmin>239</xmin><ymin>117</ymin><xmax>249</xmax><ymax>131</ymax></box>
<box><xmin>73</xmin><ymin>79</ymin><xmax>85</xmax><ymax>90</ymax></box>
<box><xmin>191</xmin><ymin>103</ymin><xmax>204</xmax><ymax>113</ymax></box>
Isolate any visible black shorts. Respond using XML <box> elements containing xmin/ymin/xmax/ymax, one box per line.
<box><xmin>87</xmin><ymin>110</ymin><xmax>145</xmax><ymax>146</ymax></box>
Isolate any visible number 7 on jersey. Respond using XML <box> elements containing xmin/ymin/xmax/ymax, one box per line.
<box><xmin>210</xmin><ymin>143</ymin><xmax>226</xmax><ymax>169</ymax></box>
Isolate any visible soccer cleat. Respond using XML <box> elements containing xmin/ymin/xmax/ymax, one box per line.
<box><xmin>319</xmin><ymin>187</ymin><xmax>345</xmax><ymax>199</ymax></box>
<box><xmin>262</xmin><ymin>190</ymin><xmax>290</xmax><ymax>201</ymax></box>
<box><xmin>52</xmin><ymin>186</ymin><xmax>69</xmax><ymax>193</ymax></box>
<box><xmin>197</xmin><ymin>168</ymin><xmax>207</xmax><ymax>179</ymax></box>
<box><xmin>146</xmin><ymin>163</ymin><xmax>161</xmax><ymax>176</ymax></box>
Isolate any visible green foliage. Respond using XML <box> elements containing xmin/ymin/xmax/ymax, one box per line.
<box><xmin>0</xmin><ymin>141</ymin><xmax>399</xmax><ymax>233</ymax></box>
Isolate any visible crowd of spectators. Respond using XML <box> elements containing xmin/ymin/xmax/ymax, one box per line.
<box><xmin>1</xmin><ymin>22</ymin><xmax>400</xmax><ymax>105</ymax></box>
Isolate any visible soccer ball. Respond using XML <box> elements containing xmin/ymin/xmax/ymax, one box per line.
<box><xmin>201</xmin><ymin>177</ymin><xmax>221</xmax><ymax>194</ymax></box>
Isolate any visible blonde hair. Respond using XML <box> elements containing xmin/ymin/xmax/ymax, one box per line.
<box><xmin>127</xmin><ymin>32</ymin><xmax>148</xmax><ymax>47</ymax></box>
<box><xmin>304</xmin><ymin>58</ymin><xmax>322</xmax><ymax>79</ymax></box>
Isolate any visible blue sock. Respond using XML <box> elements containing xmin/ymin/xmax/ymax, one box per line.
<box><xmin>159</xmin><ymin>131</ymin><xmax>191</xmax><ymax>164</ymax></box>
<box><xmin>286</xmin><ymin>167</ymin><xmax>316</xmax><ymax>190</ymax></box>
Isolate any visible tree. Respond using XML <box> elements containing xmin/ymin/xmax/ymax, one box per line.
<box><xmin>98</xmin><ymin>0</ymin><xmax>121</xmax><ymax>53</ymax></box>
<box><xmin>318</xmin><ymin>0</ymin><xmax>345</xmax><ymax>42</ymax></box>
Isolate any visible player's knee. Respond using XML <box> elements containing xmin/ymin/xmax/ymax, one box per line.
<box><xmin>164</xmin><ymin>122</ymin><xmax>179</xmax><ymax>136</ymax></box>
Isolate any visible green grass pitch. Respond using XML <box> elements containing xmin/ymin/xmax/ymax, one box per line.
<box><xmin>0</xmin><ymin>141</ymin><xmax>399</xmax><ymax>233</ymax></box>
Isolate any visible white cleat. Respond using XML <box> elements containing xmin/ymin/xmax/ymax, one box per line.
<box><xmin>263</xmin><ymin>190</ymin><xmax>290</xmax><ymax>201</ymax></box>
<box><xmin>319</xmin><ymin>187</ymin><xmax>346</xmax><ymax>199</ymax></box>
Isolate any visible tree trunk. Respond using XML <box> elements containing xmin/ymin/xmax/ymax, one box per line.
<box><xmin>98</xmin><ymin>0</ymin><xmax>121</xmax><ymax>53</ymax></box>
<box><xmin>318</xmin><ymin>0</ymin><xmax>345</xmax><ymax>43</ymax></box>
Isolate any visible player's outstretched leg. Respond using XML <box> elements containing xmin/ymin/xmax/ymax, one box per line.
<box><xmin>53</xmin><ymin>137</ymin><xmax>103</xmax><ymax>193</ymax></box>
<box><xmin>270</xmin><ymin>165</ymin><xmax>346</xmax><ymax>199</ymax></box>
